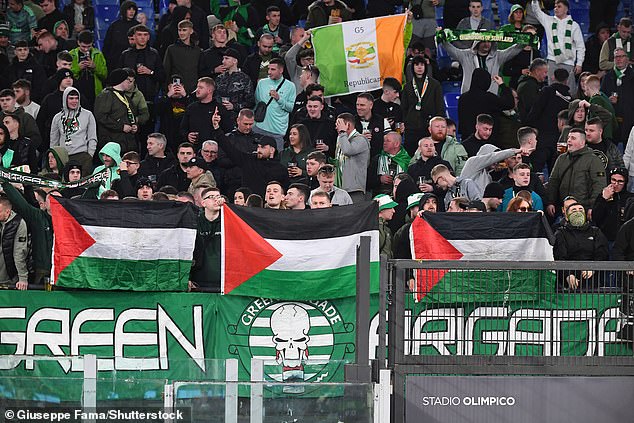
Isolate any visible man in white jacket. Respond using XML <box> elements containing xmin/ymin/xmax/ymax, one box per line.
<box><xmin>49</xmin><ymin>87</ymin><xmax>97</xmax><ymax>176</ymax></box>
<box><xmin>529</xmin><ymin>0</ymin><xmax>585</xmax><ymax>95</ymax></box>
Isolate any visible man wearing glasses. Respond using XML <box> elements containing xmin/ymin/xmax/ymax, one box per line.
<box><xmin>112</xmin><ymin>151</ymin><xmax>142</xmax><ymax>198</ymax></box>
<box><xmin>308</xmin><ymin>164</ymin><xmax>352</xmax><ymax>206</ymax></box>
<box><xmin>189</xmin><ymin>187</ymin><xmax>223</xmax><ymax>292</ymax></box>
<box><xmin>430</xmin><ymin>164</ymin><xmax>481</xmax><ymax>210</ymax></box>
<box><xmin>593</xmin><ymin>167</ymin><xmax>633</xmax><ymax>246</ymax></box>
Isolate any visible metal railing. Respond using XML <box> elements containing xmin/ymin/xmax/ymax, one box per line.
<box><xmin>383</xmin><ymin>260</ymin><xmax>634</xmax><ymax>422</ymax></box>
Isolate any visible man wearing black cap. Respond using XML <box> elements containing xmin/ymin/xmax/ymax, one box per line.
<box><xmin>183</xmin><ymin>156</ymin><xmax>216</xmax><ymax>195</ymax></box>
<box><xmin>593</xmin><ymin>167</ymin><xmax>633</xmax><ymax>244</ymax></box>
<box><xmin>211</xmin><ymin>109</ymin><xmax>288</xmax><ymax>197</ymax></box>
<box><xmin>215</xmin><ymin>48</ymin><xmax>255</xmax><ymax>122</ymax></box>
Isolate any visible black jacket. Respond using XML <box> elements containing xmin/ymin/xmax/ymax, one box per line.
<box><xmin>525</xmin><ymin>82</ymin><xmax>572</xmax><ymax>145</ymax></box>
<box><xmin>102</xmin><ymin>1</ymin><xmax>139</xmax><ymax>69</ymax></box>
<box><xmin>295</xmin><ymin>115</ymin><xmax>337</xmax><ymax>158</ymax></box>
<box><xmin>8</xmin><ymin>136</ymin><xmax>38</xmax><ymax>172</ymax></box>
<box><xmin>612</xmin><ymin>218</ymin><xmax>634</xmax><ymax>260</ymax></box>
<box><xmin>243</xmin><ymin>51</ymin><xmax>280</xmax><ymax>86</ymax></box>
<box><xmin>213</xmin><ymin>127</ymin><xmax>289</xmax><ymax>197</ymax></box>
<box><xmin>179</xmin><ymin>99</ymin><xmax>233</xmax><ymax>145</ymax></box>
<box><xmin>7</xmin><ymin>55</ymin><xmax>48</xmax><ymax>102</ymax></box>
<box><xmin>139</xmin><ymin>153</ymin><xmax>177</xmax><ymax>183</ymax></box>
<box><xmin>157</xmin><ymin>164</ymin><xmax>190</xmax><ymax>192</ymax></box>
<box><xmin>554</xmin><ymin>223</ymin><xmax>609</xmax><ymax>262</ymax></box>
<box><xmin>62</xmin><ymin>3</ymin><xmax>95</xmax><ymax>37</ymax></box>
<box><xmin>601</xmin><ymin>66</ymin><xmax>634</xmax><ymax>142</ymax></box>
<box><xmin>120</xmin><ymin>46</ymin><xmax>166</xmax><ymax>101</ymax></box>
<box><xmin>354</xmin><ymin>113</ymin><xmax>387</xmax><ymax>159</ymax></box>
<box><xmin>592</xmin><ymin>189</ymin><xmax>634</xmax><ymax>241</ymax></box>
<box><xmin>458</xmin><ymin>68</ymin><xmax>514</xmax><ymax>146</ymax></box>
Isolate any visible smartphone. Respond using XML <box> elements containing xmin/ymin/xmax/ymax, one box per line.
<box><xmin>172</xmin><ymin>77</ymin><xmax>181</xmax><ymax>85</ymax></box>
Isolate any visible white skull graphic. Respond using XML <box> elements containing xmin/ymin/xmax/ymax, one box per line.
<box><xmin>270</xmin><ymin>304</ymin><xmax>310</xmax><ymax>367</ymax></box>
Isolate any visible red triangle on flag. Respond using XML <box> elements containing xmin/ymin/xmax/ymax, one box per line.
<box><xmin>50</xmin><ymin>197</ymin><xmax>96</xmax><ymax>282</ymax></box>
<box><xmin>222</xmin><ymin>206</ymin><xmax>282</xmax><ymax>294</ymax></box>
<box><xmin>411</xmin><ymin>217</ymin><xmax>463</xmax><ymax>301</ymax></box>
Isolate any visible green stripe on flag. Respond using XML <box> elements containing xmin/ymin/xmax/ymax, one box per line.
<box><xmin>420</xmin><ymin>270</ymin><xmax>556</xmax><ymax>304</ymax></box>
<box><xmin>227</xmin><ymin>263</ymin><xmax>380</xmax><ymax>300</ymax></box>
<box><xmin>57</xmin><ymin>257</ymin><xmax>191</xmax><ymax>291</ymax></box>
<box><xmin>312</xmin><ymin>24</ymin><xmax>348</xmax><ymax>96</ymax></box>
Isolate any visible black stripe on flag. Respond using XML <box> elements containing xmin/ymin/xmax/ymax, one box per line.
<box><xmin>422</xmin><ymin>212</ymin><xmax>554</xmax><ymax>241</ymax></box>
<box><xmin>56</xmin><ymin>198</ymin><xmax>198</xmax><ymax>229</ymax></box>
<box><xmin>227</xmin><ymin>201</ymin><xmax>378</xmax><ymax>240</ymax></box>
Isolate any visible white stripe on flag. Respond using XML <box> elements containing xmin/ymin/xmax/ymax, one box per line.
<box><xmin>450</xmin><ymin>238</ymin><xmax>554</xmax><ymax>261</ymax></box>
<box><xmin>81</xmin><ymin>226</ymin><xmax>197</xmax><ymax>261</ymax></box>
<box><xmin>265</xmin><ymin>230</ymin><xmax>379</xmax><ymax>271</ymax></box>
<box><xmin>249</xmin><ymin>334</ymin><xmax>334</xmax><ymax>348</ymax></box>
<box><xmin>341</xmin><ymin>20</ymin><xmax>381</xmax><ymax>92</ymax></box>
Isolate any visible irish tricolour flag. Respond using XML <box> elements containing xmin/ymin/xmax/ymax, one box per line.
<box><xmin>312</xmin><ymin>15</ymin><xmax>406</xmax><ymax>97</ymax></box>
<box><xmin>410</xmin><ymin>213</ymin><xmax>555</xmax><ymax>303</ymax></box>
<box><xmin>221</xmin><ymin>202</ymin><xmax>379</xmax><ymax>300</ymax></box>
<box><xmin>50</xmin><ymin>197</ymin><xmax>197</xmax><ymax>291</ymax></box>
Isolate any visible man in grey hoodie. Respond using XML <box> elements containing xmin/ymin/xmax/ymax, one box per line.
<box><xmin>460</xmin><ymin>143</ymin><xmax>535</xmax><ymax>196</ymax></box>
<box><xmin>442</xmin><ymin>39</ymin><xmax>523</xmax><ymax>94</ymax></box>
<box><xmin>49</xmin><ymin>86</ymin><xmax>97</xmax><ymax>176</ymax></box>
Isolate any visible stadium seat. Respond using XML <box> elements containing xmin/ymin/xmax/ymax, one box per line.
<box><xmin>442</xmin><ymin>81</ymin><xmax>461</xmax><ymax>93</ymax></box>
<box><xmin>444</xmin><ymin>92</ymin><xmax>460</xmax><ymax>110</ymax></box>
<box><xmin>158</xmin><ymin>0</ymin><xmax>170</xmax><ymax>15</ymax></box>
<box><xmin>94</xmin><ymin>4</ymin><xmax>119</xmax><ymax>19</ymax></box>
<box><xmin>93</xmin><ymin>0</ymin><xmax>120</xmax><ymax>5</ymax></box>
<box><xmin>95</xmin><ymin>15</ymin><xmax>116</xmax><ymax>31</ymax></box>
<box><xmin>498</xmin><ymin>0</ymin><xmax>511</xmax><ymax>24</ymax></box>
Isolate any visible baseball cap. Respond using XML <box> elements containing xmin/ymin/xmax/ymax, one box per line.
<box><xmin>183</xmin><ymin>156</ymin><xmax>205</xmax><ymax>168</ymax></box>
<box><xmin>254</xmin><ymin>136</ymin><xmax>277</xmax><ymax>149</ymax></box>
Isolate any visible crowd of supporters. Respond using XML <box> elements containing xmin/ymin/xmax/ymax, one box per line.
<box><xmin>0</xmin><ymin>0</ymin><xmax>633</xmax><ymax>292</ymax></box>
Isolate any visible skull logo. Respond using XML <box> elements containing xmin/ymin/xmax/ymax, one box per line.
<box><xmin>270</xmin><ymin>304</ymin><xmax>311</xmax><ymax>368</ymax></box>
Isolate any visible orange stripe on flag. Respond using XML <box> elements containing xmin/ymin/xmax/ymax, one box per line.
<box><xmin>376</xmin><ymin>15</ymin><xmax>406</xmax><ymax>85</ymax></box>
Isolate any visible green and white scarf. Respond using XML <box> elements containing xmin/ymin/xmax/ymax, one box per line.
<box><xmin>614</xmin><ymin>33</ymin><xmax>632</xmax><ymax>58</ymax></box>
<box><xmin>551</xmin><ymin>18</ymin><xmax>573</xmax><ymax>62</ymax></box>
<box><xmin>614</xmin><ymin>65</ymin><xmax>626</xmax><ymax>86</ymax></box>
<box><xmin>377</xmin><ymin>148</ymin><xmax>411</xmax><ymax>176</ymax></box>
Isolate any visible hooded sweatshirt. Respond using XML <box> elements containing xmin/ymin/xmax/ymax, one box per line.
<box><xmin>40</xmin><ymin>146</ymin><xmax>69</xmax><ymax>175</ymax></box>
<box><xmin>92</xmin><ymin>142</ymin><xmax>122</xmax><ymax>197</ymax></box>
<box><xmin>461</xmin><ymin>144</ymin><xmax>519</xmax><ymax>195</ymax></box>
<box><xmin>50</xmin><ymin>87</ymin><xmax>98</xmax><ymax>157</ymax></box>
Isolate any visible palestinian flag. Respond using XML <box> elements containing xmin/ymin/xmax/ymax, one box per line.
<box><xmin>50</xmin><ymin>197</ymin><xmax>198</xmax><ymax>291</ymax></box>
<box><xmin>312</xmin><ymin>15</ymin><xmax>406</xmax><ymax>96</ymax></box>
<box><xmin>410</xmin><ymin>213</ymin><xmax>555</xmax><ymax>303</ymax></box>
<box><xmin>221</xmin><ymin>202</ymin><xmax>379</xmax><ymax>300</ymax></box>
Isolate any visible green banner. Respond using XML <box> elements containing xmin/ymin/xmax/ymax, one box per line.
<box><xmin>436</xmin><ymin>28</ymin><xmax>539</xmax><ymax>49</ymax></box>
<box><xmin>0</xmin><ymin>291</ymin><xmax>630</xmax><ymax>402</ymax></box>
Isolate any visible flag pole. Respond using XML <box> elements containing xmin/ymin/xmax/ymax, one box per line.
<box><xmin>345</xmin><ymin>235</ymin><xmax>372</xmax><ymax>383</ymax></box>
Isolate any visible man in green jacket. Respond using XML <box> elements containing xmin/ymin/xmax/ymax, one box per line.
<box><xmin>1</xmin><ymin>181</ymin><xmax>60</xmax><ymax>289</ymax></box>
<box><xmin>69</xmin><ymin>30</ymin><xmax>107</xmax><ymax>110</ymax></box>
<box><xmin>546</xmin><ymin>128</ymin><xmax>606</xmax><ymax>219</ymax></box>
